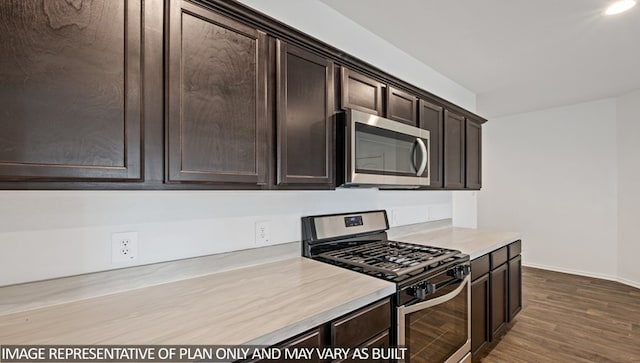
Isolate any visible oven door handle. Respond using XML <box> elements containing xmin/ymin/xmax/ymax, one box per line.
<box><xmin>401</xmin><ymin>275</ymin><xmax>470</xmax><ymax>315</ymax></box>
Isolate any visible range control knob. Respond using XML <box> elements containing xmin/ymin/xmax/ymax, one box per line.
<box><xmin>449</xmin><ymin>265</ymin><xmax>471</xmax><ymax>279</ymax></box>
<box><xmin>408</xmin><ymin>282</ymin><xmax>437</xmax><ymax>300</ymax></box>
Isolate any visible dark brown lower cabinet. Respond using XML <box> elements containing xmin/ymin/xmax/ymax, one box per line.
<box><xmin>471</xmin><ymin>274</ymin><xmax>490</xmax><ymax>355</ymax></box>
<box><xmin>331</xmin><ymin>298</ymin><xmax>390</xmax><ymax>347</ymax></box>
<box><xmin>490</xmin><ymin>263</ymin><xmax>509</xmax><ymax>337</ymax></box>
<box><xmin>244</xmin><ymin>297</ymin><xmax>391</xmax><ymax>363</ymax></box>
<box><xmin>246</xmin><ymin>327</ymin><xmax>325</xmax><ymax>363</ymax></box>
<box><xmin>509</xmin><ymin>255</ymin><xmax>522</xmax><ymax>319</ymax></box>
<box><xmin>470</xmin><ymin>240</ymin><xmax>522</xmax><ymax>359</ymax></box>
<box><xmin>280</xmin><ymin>327</ymin><xmax>325</xmax><ymax>363</ymax></box>
<box><xmin>335</xmin><ymin>332</ymin><xmax>390</xmax><ymax>363</ymax></box>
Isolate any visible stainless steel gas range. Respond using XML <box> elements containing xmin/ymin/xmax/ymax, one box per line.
<box><xmin>302</xmin><ymin>210</ymin><xmax>471</xmax><ymax>363</ymax></box>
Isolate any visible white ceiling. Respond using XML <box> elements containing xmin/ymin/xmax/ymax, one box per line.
<box><xmin>320</xmin><ymin>0</ymin><xmax>640</xmax><ymax>118</ymax></box>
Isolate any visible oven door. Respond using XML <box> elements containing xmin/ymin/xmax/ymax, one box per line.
<box><xmin>345</xmin><ymin>109</ymin><xmax>430</xmax><ymax>187</ymax></box>
<box><xmin>398</xmin><ymin>275</ymin><xmax>471</xmax><ymax>363</ymax></box>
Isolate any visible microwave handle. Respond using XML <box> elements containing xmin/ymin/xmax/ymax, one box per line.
<box><xmin>415</xmin><ymin>138</ymin><xmax>428</xmax><ymax>176</ymax></box>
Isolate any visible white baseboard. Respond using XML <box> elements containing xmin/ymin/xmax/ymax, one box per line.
<box><xmin>522</xmin><ymin>262</ymin><xmax>640</xmax><ymax>290</ymax></box>
<box><xmin>617</xmin><ymin>276</ymin><xmax>640</xmax><ymax>290</ymax></box>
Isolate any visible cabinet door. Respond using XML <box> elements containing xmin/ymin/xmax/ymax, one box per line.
<box><xmin>0</xmin><ymin>0</ymin><xmax>142</xmax><ymax>181</ymax></box>
<box><xmin>465</xmin><ymin>118</ymin><xmax>482</xmax><ymax>189</ymax></box>
<box><xmin>443</xmin><ymin>111</ymin><xmax>466</xmax><ymax>189</ymax></box>
<box><xmin>340</xmin><ymin>68</ymin><xmax>383</xmax><ymax>115</ymax></box>
<box><xmin>471</xmin><ymin>274</ymin><xmax>490</xmax><ymax>355</ymax></box>
<box><xmin>386</xmin><ymin>86</ymin><xmax>417</xmax><ymax>126</ymax></box>
<box><xmin>331</xmin><ymin>298</ymin><xmax>391</xmax><ymax>347</ymax></box>
<box><xmin>166</xmin><ymin>0</ymin><xmax>268</xmax><ymax>185</ymax></box>
<box><xmin>247</xmin><ymin>327</ymin><xmax>324</xmax><ymax>363</ymax></box>
<box><xmin>334</xmin><ymin>331</ymin><xmax>390</xmax><ymax>363</ymax></box>
<box><xmin>281</xmin><ymin>328</ymin><xmax>324</xmax><ymax>363</ymax></box>
<box><xmin>418</xmin><ymin>100</ymin><xmax>444</xmax><ymax>188</ymax></box>
<box><xmin>276</xmin><ymin>40</ymin><xmax>334</xmax><ymax>186</ymax></box>
<box><xmin>490</xmin><ymin>263</ymin><xmax>509</xmax><ymax>338</ymax></box>
<box><xmin>509</xmin><ymin>255</ymin><xmax>522</xmax><ymax>320</ymax></box>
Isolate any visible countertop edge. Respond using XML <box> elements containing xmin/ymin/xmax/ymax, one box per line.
<box><xmin>468</xmin><ymin>234</ymin><xmax>522</xmax><ymax>260</ymax></box>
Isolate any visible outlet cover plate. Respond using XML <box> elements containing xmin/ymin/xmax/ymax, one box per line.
<box><xmin>255</xmin><ymin>221</ymin><xmax>270</xmax><ymax>246</ymax></box>
<box><xmin>111</xmin><ymin>231</ymin><xmax>138</xmax><ymax>264</ymax></box>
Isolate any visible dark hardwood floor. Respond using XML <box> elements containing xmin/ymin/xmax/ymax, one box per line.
<box><xmin>476</xmin><ymin>267</ymin><xmax>640</xmax><ymax>363</ymax></box>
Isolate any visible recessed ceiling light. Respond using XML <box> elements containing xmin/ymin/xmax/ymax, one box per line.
<box><xmin>605</xmin><ymin>0</ymin><xmax>636</xmax><ymax>15</ymax></box>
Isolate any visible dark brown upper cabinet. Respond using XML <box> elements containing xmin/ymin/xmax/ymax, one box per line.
<box><xmin>465</xmin><ymin>118</ymin><xmax>482</xmax><ymax>190</ymax></box>
<box><xmin>0</xmin><ymin>0</ymin><xmax>142</xmax><ymax>182</ymax></box>
<box><xmin>340</xmin><ymin>68</ymin><xmax>383</xmax><ymax>116</ymax></box>
<box><xmin>444</xmin><ymin>111</ymin><xmax>466</xmax><ymax>189</ymax></box>
<box><xmin>166</xmin><ymin>0</ymin><xmax>268</xmax><ymax>185</ymax></box>
<box><xmin>418</xmin><ymin>100</ymin><xmax>444</xmax><ymax>188</ymax></box>
<box><xmin>386</xmin><ymin>86</ymin><xmax>418</xmax><ymax>126</ymax></box>
<box><xmin>276</xmin><ymin>40</ymin><xmax>334</xmax><ymax>187</ymax></box>
<box><xmin>0</xmin><ymin>0</ymin><xmax>486</xmax><ymax>191</ymax></box>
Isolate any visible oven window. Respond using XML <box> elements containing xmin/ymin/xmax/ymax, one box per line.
<box><xmin>405</xmin><ymin>285</ymin><xmax>468</xmax><ymax>363</ymax></box>
<box><xmin>355</xmin><ymin>123</ymin><xmax>425</xmax><ymax>177</ymax></box>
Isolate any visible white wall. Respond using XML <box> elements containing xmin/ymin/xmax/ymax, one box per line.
<box><xmin>452</xmin><ymin>192</ymin><xmax>478</xmax><ymax>228</ymax></box>
<box><xmin>478</xmin><ymin>98</ymin><xmax>619</xmax><ymax>279</ymax></box>
<box><xmin>0</xmin><ymin>190</ymin><xmax>452</xmax><ymax>286</ymax></box>
<box><xmin>616</xmin><ymin>89</ymin><xmax>640</xmax><ymax>288</ymax></box>
<box><xmin>0</xmin><ymin>0</ymin><xmax>478</xmax><ymax>286</ymax></box>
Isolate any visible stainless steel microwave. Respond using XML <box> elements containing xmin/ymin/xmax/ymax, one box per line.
<box><xmin>340</xmin><ymin>109</ymin><xmax>430</xmax><ymax>188</ymax></box>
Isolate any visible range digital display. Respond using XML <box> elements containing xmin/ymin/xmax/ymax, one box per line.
<box><xmin>344</xmin><ymin>215</ymin><xmax>364</xmax><ymax>227</ymax></box>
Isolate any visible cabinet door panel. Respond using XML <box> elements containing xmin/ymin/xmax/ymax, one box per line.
<box><xmin>387</xmin><ymin>86</ymin><xmax>417</xmax><ymax>126</ymax></box>
<box><xmin>335</xmin><ymin>331</ymin><xmax>390</xmax><ymax>363</ymax></box>
<box><xmin>490</xmin><ymin>263</ymin><xmax>509</xmax><ymax>338</ymax></box>
<box><xmin>490</xmin><ymin>246</ymin><xmax>508</xmax><ymax>269</ymax></box>
<box><xmin>419</xmin><ymin>100</ymin><xmax>444</xmax><ymax>188</ymax></box>
<box><xmin>277</xmin><ymin>41</ymin><xmax>334</xmax><ymax>186</ymax></box>
<box><xmin>509</xmin><ymin>255</ymin><xmax>522</xmax><ymax>320</ymax></box>
<box><xmin>167</xmin><ymin>0</ymin><xmax>267</xmax><ymax>184</ymax></box>
<box><xmin>465</xmin><ymin>118</ymin><xmax>482</xmax><ymax>189</ymax></box>
<box><xmin>0</xmin><ymin>0</ymin><xmax>142</xmax><ymax>181</ymax></box>
<box><xmin>340</xmin><ymin>68</ymin><xmax>382</xmax><ymax>115</ymax></box>
<box><xmin>248</xmin><ymin>327</ymin><xmax>324</xmax><ymax>363</ymax></box>
<box><xmin>444</xmin><ymin>111</ymin><xmax>465</xmax><ymax>189</ymax></box>
<box><xmin>281</xmin><ymin>328</ymin><xmax>323</xmax><ymax>363</ymax></box>
<box><xmin>471</xmin><ymin>274</ymin><xmax>490</xmax><ymax>355</ymax></box>
<box><xmin>331</xmin><ymin>298</ymin><xmax>391</xmax><ymax>347</ymax></box>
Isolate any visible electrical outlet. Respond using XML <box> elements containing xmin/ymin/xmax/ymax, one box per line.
<box><xmin>255</xmin><ymin>221</ymin><xmax>270</xmax><ymax>246</ymax></box>
<box><xmin>111</xmin><ymin>231</ymin><xmax>138</xmax><ymax>264</ymax></box>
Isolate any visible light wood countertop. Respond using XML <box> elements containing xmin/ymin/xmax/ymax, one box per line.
<box><xmin>0</xmin><ymin>257</ymin><xmax>395</xmax><ymax>345</ymax></box>
<box><xmin>390</xmin><ymin>225</ymin><xmax>521</xmax><ymax>259</ymax></box>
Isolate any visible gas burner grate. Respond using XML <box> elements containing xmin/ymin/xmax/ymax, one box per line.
<box><xmin>318</xmin><ymin>240</ymin><xmax>459</xmax><ymax>277</ymax></box>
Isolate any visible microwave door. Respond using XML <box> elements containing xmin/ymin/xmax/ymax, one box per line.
<box><xmin>347</xmin><ymin>109</ymin><xmax>430</xmax><ymax>187</ymax></box>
